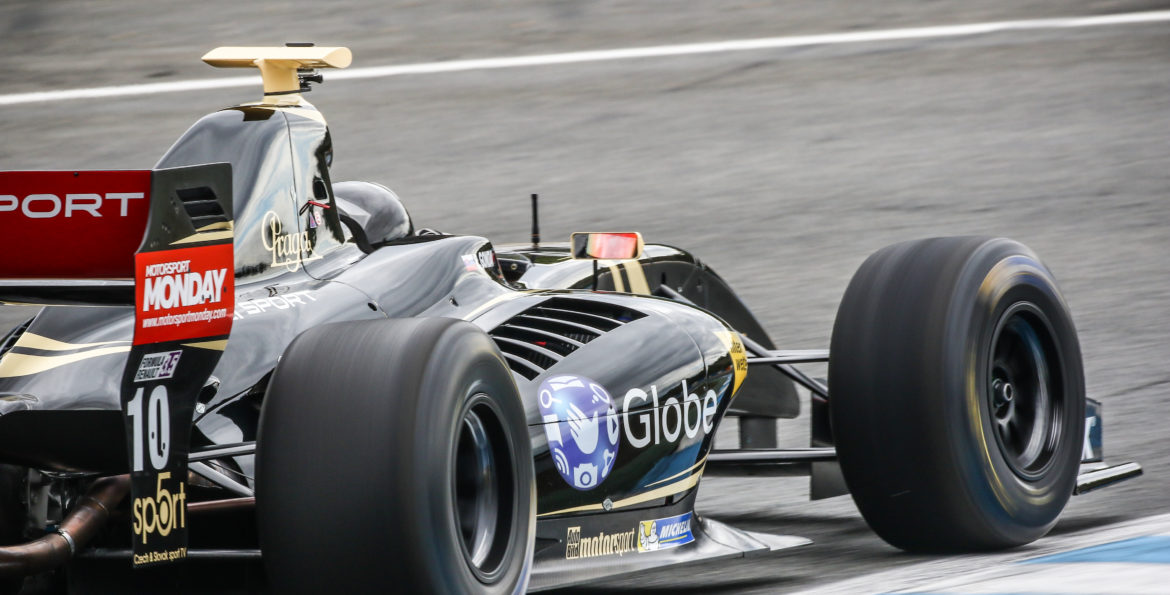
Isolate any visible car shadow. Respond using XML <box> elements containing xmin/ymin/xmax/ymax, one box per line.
<box><xmin>1048</xmin><ymin>514</ymin><xmax>1132</xmax><ymax>536</ymax></box>
<box><xmin>549</xmin><ymin>575</ymin><xmax>799</xmax><ymax>594</ymax></box>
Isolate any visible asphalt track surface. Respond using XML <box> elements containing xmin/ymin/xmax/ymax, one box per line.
<box><xmin>1</xmin><ymin>1</ymin><xmax>1167</xmax><ymax>593</ymax></box>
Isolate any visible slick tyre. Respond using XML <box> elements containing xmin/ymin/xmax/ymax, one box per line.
<box><xmin>257</xmin><ymin>318</ymin><xmax>534</xmax><ymax>594</ymax></box>
<box><xmin>829</xmin><ymin>237</ymin><xmax>1084</xmax><ymax>551</ymax></box>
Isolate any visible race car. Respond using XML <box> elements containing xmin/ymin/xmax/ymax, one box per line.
<box><xmin>0</xmin><ymin>46</ymin><xmax>1142</xmax><ymax>593</ymax></box>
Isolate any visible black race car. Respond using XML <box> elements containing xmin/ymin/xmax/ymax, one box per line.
<box><xmin>0</xmin><ymin>46</ymin><xmax>1141</xmax><ymax>593</ymax></box>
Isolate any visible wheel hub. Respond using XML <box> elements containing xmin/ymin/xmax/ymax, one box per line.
<box><xmin>987</xmin><ymin>302</ymin><xmax>1065</xmax><ymax>480</ymax></box>
<box><xmin>991</xmin><ymin>377</ymin><xmax>1015</xmax><ymax>414</ymax></box>
<box><xmin>453</xmin><ymin>394</ymin><xmax>517</xmax><ymax>583</ymax></box>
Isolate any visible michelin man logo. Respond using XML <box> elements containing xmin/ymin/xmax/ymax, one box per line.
<box><xmin>538</xmin><ymin>375</ymin><xmax>620</xmax><ymax>491</ymax></box>
<box><xmin>637</xmin><ymin>512</ymin><xmax>694</xmax><ymax>553</ymax></box>
<box><xmin>639</xmin><ymin>520</ymin><xmax>659</xmax><ymax>551</ymax></box>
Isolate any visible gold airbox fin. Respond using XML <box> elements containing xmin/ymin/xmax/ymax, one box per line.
<box><xmin>201</xmin><ymin>46</ymin><xmax>352</xmax><ymax>101</ymax></box>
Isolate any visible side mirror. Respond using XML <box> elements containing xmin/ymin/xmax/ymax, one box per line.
<box><xmin>570</xmin><ymin>232</ymin><xmax>644</xmax><ymax>260</ymax></box>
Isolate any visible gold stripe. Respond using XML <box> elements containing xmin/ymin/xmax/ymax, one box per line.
<box><xmin>606</xmin><ymin>262</ymin><xmax>626</xmax><ymax>292</ymax></box>
<box><xmin>202</xmin><ymin>46</ymin><xmax>352</xmax><ymax>70</ymax></box>
<box><xmin>181</xmin><ymin>339</ymin><xmax>229</xmax><ymax>351</ymax></box>
<box><xmin>15</xmin><ymin>332</ymin><xmax>130</xmax><ymax>352</ymax></box>
<box><xmin>171</xmin><ymin>230</ymin><xmax>234</xmax><ymax>245</ymax></box>
<box><xmin>196</xmin><ymin>221</ymin><xmax>234</xmax><ymax>232</ymax></box>
<box><xmin>0</xmin><ymin>346</ymin><xmax>131</xmax><ymax>378</ymax></box>
<box><xmin>645</xmin><ymin>455</ymin><xmax>707</xmax><ymax>488</ymax></box>
<box><xmin>537</xmin><ymin>463</ymin><xmax>705</xmax><ymax>518</ymax></box>
<box><xmin>622</xmin><ymin>260</ymin><xmax>651</xmax><ymax>295</ymax></box>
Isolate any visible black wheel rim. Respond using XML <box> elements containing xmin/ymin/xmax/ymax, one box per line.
<box><xmin>987</xmin><ymin>302</ymin><xmax>1065</xmax><ymax>480</ymax></box>
<box><xmin>453</xmin><ymin>393</ymin><xmax>516</xmax><ymax>583</ymax></box>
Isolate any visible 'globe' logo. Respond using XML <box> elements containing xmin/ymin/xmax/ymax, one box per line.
<box><xmin>537</xmin><ymin>374</ymin><xmax>620</xmax><ymax>491</ymax></box>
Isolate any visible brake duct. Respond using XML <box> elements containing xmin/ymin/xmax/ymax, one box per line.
<box><xmin>0</xmin><ymin>475</ymin><xmax>129</xmax><ymax>577</ymax></box>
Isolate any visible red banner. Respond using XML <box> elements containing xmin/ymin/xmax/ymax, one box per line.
<box><xmin>0</xmin><ymin>170</ymin><xmax>151</xmax><ymax>278</ymax></box>
<box><xmin>133</xmin><ymin>244</ymin><xmax>234</xmax><ymax>345</ymax></box>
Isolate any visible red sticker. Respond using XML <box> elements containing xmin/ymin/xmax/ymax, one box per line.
<box><xmin>134</xmin><ymin>244</ymin><xmax>234</xmax><ymax>345</ymax></box>
<box><xmin>0</xmin><ymin>170</ymin><xmax>151</xmax><ymax>278</ymax></box>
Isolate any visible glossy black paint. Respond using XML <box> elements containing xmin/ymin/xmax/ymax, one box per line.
<box><xmin>331</xmin><ymin>181</ymin><xmax>414</xmax><ymax>250</ymax></box>
<box><xmin>498</xmin><ymin>243</ymin><xmax>799</xmax><ymax>418</ymax></box>
<box><xmin>0</xmin><ymin>98</ymin><xmax>798</xmax><ymax>589</ymax></box>
<box><xmin>157</xmin><ymin>107</ymin><xmax>300</xmax><ymax>283</ymax></box>
<box><xmin>468</xmin><ymin>291</ymin><xmax>739</xmax><ymax>517</ymax></box>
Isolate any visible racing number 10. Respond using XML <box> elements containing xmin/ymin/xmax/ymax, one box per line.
<box><xmin>127</xmin><ymin>386</ymin><xmax>171</xmax><ymax>471</ymax></box>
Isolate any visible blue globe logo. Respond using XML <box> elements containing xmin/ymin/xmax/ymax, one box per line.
<box><xmin>537</xmin><ymin>375</ymin><xmax>620</xmax><ymax>491</ymax></box>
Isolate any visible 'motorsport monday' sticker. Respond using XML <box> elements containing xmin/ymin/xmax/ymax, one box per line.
<box><xmin>537</xmin><ymin>375</ymin><xmax>620</xmax><ymax>491</ymax></box>
<box><xmin>134</xmin><ymin>244</ymin><xmax>233</xmax><ymax>345</ymax></box>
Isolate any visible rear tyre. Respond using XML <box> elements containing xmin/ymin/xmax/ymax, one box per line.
<box><xmin>829</xmin><ymin>237</ymin><xmax>1084</xmax><ymax>551</ymax></box>
<box><xmin>257</xmin><ymin>318</ymin><xmax>534</xmax><ymax>593</ymax></box>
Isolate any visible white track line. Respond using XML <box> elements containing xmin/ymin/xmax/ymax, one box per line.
<box><xmin>2</xmin><ymin>10</ymin><xmax>1168</xmax><ymax>107</ymax></box>
<box><xmin>795</xmin><ymin>513</ymin><xmax>1170</xmax><ymax>595</ymax></box>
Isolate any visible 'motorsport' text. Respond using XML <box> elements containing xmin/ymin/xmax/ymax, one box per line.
<box><xmin>0</xmin><ymin>192</ymin><xmax>144</xmax><ymax>218</ymax></box>
<box><xmin>565</xmin><ymin>526</ymin><xmax>637</xmax><ymax>559</ymax></box>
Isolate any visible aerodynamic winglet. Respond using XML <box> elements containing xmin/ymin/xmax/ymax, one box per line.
<box><xmin>202</xmin><ymin>46</ymin><xmax>351</xmax><ymax>102</ymax></box>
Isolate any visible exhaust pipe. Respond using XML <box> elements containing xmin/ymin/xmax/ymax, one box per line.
<box><xmin>0</xmin><ymin>475</ymin><xmax>130</xmax><ymax>577</ymax></box>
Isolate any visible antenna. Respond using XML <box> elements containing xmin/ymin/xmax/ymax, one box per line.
<box><xmin>530</xmin><ymin>193</ymin><xmax>540</xmax><ymax>249</ymax></box>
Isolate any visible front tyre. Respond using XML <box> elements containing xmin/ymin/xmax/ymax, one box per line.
<box><xmin>829</xmin><ymin>237</ymin><xmax>1084</xmax><ymax>551</ymax></box>
<box><xmin>257</xmin><ymin>318</ymin><xmax>534</xmax><ymax>593</ymax></box>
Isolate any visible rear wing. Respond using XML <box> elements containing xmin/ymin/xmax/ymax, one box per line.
<box><xmin>0</xmin><ymin>165</ymin><xmax>232</xmax><ymax>308</ymax></box>
<box><xmin>0</xmin><ymin>164</ymin><xmax>233</xmax><ymax>568</ymax></box>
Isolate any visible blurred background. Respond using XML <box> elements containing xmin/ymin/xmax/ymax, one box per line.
<box><xmin>2</xmin><ymin>1</ymin><xmax>1167</xmax><ymax>592</ymax></box>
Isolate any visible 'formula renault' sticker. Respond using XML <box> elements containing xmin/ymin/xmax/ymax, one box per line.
<box><xmin>538</xmin><ymin>375</ymin><xmax>620</xmax><ymax>491</ymax></box>
<box><xmin>638</xmin><ymin>512</ymin><xmax>695</xmax><ymax>552</ymax></box>
<box><xmin>133</xmin><ymin>350</ymin><xmax>182</xmax><ymax>382</ymax></box>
